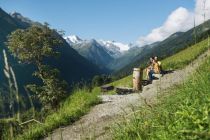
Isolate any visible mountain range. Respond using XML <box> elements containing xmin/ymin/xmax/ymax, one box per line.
<box><xmin>64</xmin><ymin>35</ymin><xmax>133</xmax><ymax>70</ymax></box>
<box><xmin>64</xmin><ymin>35</ymin><xmax>162</xmax><ymax>72</ymax></box>
<box><xmin>64</xmin><ymin>19</ymin><xmax>210</xmax><ymax>77</ymax></box>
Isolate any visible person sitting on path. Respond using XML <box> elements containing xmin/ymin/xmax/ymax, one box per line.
<box><xmin>148</xmin><ymin>57</ymin><xmax>161</xmax><ymax>82</ymax></box>
<box><xmin>146</xmin><ymin>57</ymin><xmax>154</xmax><ymax>80</ymax></box>
<box><xmin>154</xmin><ymin>56</ymin><xmax>166</xmax><ymax>75</ymax></box>
<box><xmin>154</xmin><ymin>56</ymin><xmax>162</xmax><ymax>73</ymax></box>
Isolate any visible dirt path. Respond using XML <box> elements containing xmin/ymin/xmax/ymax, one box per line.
<box><xmin>45</xmin><ymin>50</ymin><xmax>210</xmax><ymax>140</ymax></box>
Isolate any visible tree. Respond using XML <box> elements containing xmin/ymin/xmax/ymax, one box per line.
<box><xmin>92</xmin><ymin>75</ymin><xmax>103</xmax><ymax>87</ymax></box>
<box><xmin>6</xmin><ymin>25</ymin><xmax>68</xmax><ymax>109</ymax></box>
<box><xmin>92</xmin><ymin>75</ymin><xmax>112</xmax><ymax>87</ymax></box>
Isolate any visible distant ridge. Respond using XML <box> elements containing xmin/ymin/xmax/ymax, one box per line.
<box><xmin>115</xmin><ymin>19</ymin><xmax>210</xmax><ymax>77</ymax></box>
<box><xmin>64</xmin><ymin>35</ymin><xmax>131</xmax><ymax>70</ymax></box>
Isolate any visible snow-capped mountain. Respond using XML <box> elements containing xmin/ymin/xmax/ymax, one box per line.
<box><xmin>64</xmin><ymin>35</ymin><xmax>135</xmax><ymax>70</ymax></box>
<box><xmin>99</xmin><ymin>40</ymin><xmax>130</xmax><ymax>52</ymax></box>
<box><xmin>69</xmin><ymin>39</ymin><xmax>114</xmax><ymax>69</ymax></box>
<box><xmin>64</xmin><ymin>35</ymin><xmax>83</xmax><ymax>45</ymax></box>
<box><xmin>64</xmin><ymin>35</ymin><xmax>130</xmax><ymax>58</ymax></box>
<box><xmin>98</xmin><ymin>40</ymin><xmax>130</xmax><ymax>58</ymax></box>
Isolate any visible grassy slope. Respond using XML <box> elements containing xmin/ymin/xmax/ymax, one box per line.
<box><xmin>108</xmin><ymin>38</ymin><xmax>209</xmax><ymax>89</ymax></box>
<box><xmin>112</xmin><ymin>54</ymin><xmax>210</xmax><ymax>140</ymax></box>
<box><xmin>15</xmin><ymin>88</ymin><xmax>101</xmax><ymax>140</ymax></box>
<box><xmin>14</xmin><ymin>38</ymin><xmax>209</xmax><ymax>140</ymax></box>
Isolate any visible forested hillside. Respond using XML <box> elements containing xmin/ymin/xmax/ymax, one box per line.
<box><xmin>115</xmin><ymin>20</ymin><xmax>210</xmax><ymax>77</ymax></box>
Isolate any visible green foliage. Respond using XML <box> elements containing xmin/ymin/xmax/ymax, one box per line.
<box><xmin>92</xmin><ymin>74</ymin><xmax>112</xmax><ymax>87</ymax></box>
<box><xmin>0</xmin><ymin>118</ymin><xmax>20</xmax><ymax>140</ymax></box>
<box><xmin>6</xmin><ymin>25</ymin><xmax>68</xmax><ymax>109</ymax></box>
<box><xmin>115</xmin><ymin>20</ymin><xmax>210</xmax><ymax>78</ymax></box>
<box><xmin>112</xmin><ymin>56</ymin><xmax>210</xmax><ymax>140</ymax></box>
<box><xmin>92</xmin><ymin>75</ymin><xmax>104</xmax><ymax>87</ymax></box>
<box><xmin>162</xmin><ymin>38</ymin><xmax>210</xmax><ymax>70</ymax></box>
<box><xmin>0</xmin><ymin>90</ymin><xmax>10</xmax><ymax>117</ymax></box>
<box><xmin>0</xmin><ymin>8</ymin><xmax>103</xmax><ymax>115</ymax></box>
<box><xmin>110</xmin><ymin>75</ymin><xmax>133</xmax><ymax>88</ymax></box>
<box><xmin>15</xmin><ymin>87</ymin><xmax>101</xmax><ymax>140</ymax></box>
<box><xmin>27</xmin><ymin>65</ymin><xmax>68</xmax><ymax>109</ymax></box>
<box><xmin>109</xmin><ymin>38</ymin><xmax>209</xmax><ymax>90</ymax></box>
<box><xmin>6</xmin><ymin>24</ymin><xmax>61</xmax><ymax>64</ymax></box>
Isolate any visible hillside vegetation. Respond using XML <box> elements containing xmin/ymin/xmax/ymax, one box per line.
<box><xmin>109</xmin><ymin>38</ymin><xmax>210</xmax><ymax>88</ymax></box>
<box><xmin>1</xmin><ymin>35</ymin><xmax>208</xmax><ymax>140</ymax></box>
<box><xmin>162</xmin><ymin>39</ymin><xmax>210</xmax><ymax>70</ymax></box>
<box><xmin>112</xmin><ymin>53</ymin><xmax>210</xmax><ymax>140</ymax></box>
<box><xmin>115</xmin><ymin>20</ymin><xmax>210</xmax><ymax>77</ymax></box>
<box><xmin>3</xmin><ymin>88</ymin><xmax>101</xmax><ymax>140</ymax></box>
<box><xmin>1</xmin><ymin>7</ymin><xmax>210</xmax><ymax>140</ymax></box>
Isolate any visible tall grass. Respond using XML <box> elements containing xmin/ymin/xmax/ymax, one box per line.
<box><xmin>15</xmin><ymin>87</ymin><xmax>101</xmax><ymax>140</ymax></box>
<box><xmin>0</xmin><ymin>118</ymin><xmax>19</xmax><ymax>140</ymax></box>
<box><xmin>112</xmin><ymin>56</ymin><xmax>210</xmax><ymax>140</ymax></box>
<box><xmin>162</xmin><ymin>38</ymin><xmax>209</xmax><ymax>70</ymax></box>
<box><xmin>1</xmin><ymin>49</ymin><xmax>20</xmax><ymax>140</ymax></box>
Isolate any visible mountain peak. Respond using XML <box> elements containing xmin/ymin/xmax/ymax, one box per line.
<box><xmin>64</xmin><ymin>35</ymin><xmax>83</xmax><ymax>45</ymax></box>
<box><xmin>64</xmin><ymin>35</ymin><xmax>131</xmax><ymax>59</ymax></box>
<box><xmin>10</xmin><ymin>11</ymin><xmax>22</xmax><ymax>17</ymax></box>
<box><xmin>99</xmin><ymin>40</ymin><xmax>130</xmax><ymax>52</ymax></box>
<box><xmin>9</xmin><ymin>11</ymin><xmax>41</xmax><ymax>26</ymax></box>
<box><xmin>88</xmin><ymin>39</ymin><xmax>98</xmax><ymax>44</ymax></box>
<box><xmin>10</xmin><ymin>11</ymin><xmax>29</xmax><ymax>21</ymax></box>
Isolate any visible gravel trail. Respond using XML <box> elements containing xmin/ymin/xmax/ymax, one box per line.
<box><xmin>45</xmin><ymin>50</ymin><xmax>210</xmax><ymax>140</ymax></box>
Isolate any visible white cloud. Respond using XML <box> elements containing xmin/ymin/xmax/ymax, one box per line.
<box><xmin>137</xmin><ymin>0</ymin><xmax>210</xmax><ymax>46</ymax></box>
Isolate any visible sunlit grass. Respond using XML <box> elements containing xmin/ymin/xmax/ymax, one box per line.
<box><xmin>111</xmin><ymin>49</ymin><xmax>210</xmax><ymax>140</ymax></box>
<box><xmin>108</xmin><ymin>38</ymin><xmax>209</xmax><ymax>89</ymax></box>
<box><xmin>110</xmin><ymin>75</ymin><xmax>133</xmax><ymax>88</ymax></box>
<box><xmin>162</xmin><ymin>39</ymin><xmax>210</xmax><ymax>70</ymax></box>
<box><xmin>12</xmin><ymin>38</ymin><xmax>210</xmax><ymax>140</ymax></box>
<box><xmin>15</xmin><ymin>87</ymin><xmax>101</xmax><ymax>140</ymax></box>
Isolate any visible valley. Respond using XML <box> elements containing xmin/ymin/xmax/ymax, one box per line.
<box><xmin>0</xmin><ymin>1</ymin><xmax>210</xmax><ymax>140</ymax></box>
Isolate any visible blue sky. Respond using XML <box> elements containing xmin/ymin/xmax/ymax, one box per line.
<box><xmin>0</xmin><ymin>0</ymin><xmax>195</xmax><ymax>43</ymax></box>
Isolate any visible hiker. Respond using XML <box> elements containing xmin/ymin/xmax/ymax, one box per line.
<box><xmin>154</xmin><ymin>56</ymin><xmax>162</xmax><ymax>72</ymax></box>
<box><xmin>154</xmin><ymin>56</ymin><xmax>160</xmax><ymax>65</ymax></box>
<box><xmin>152</xmin><ymin>58</ymin><xmax>160</xmax><ymax>74</ymax></box>
<box><xmin>146</xmin><ymin>57</ymin><xmax>154</xmax><ymax>80</ymax></box>
<box><xmin>154</xmin><ymin>56</ymin><xmax>165</xmax><ymax>74</ymax></box>
<box><xmin>147</xmin><ymin>57</ymin><xmax>161</xmax><ymax>82</ymax></box>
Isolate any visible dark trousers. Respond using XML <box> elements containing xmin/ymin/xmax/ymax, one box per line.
<box><xmin>149</xmin><ymin>70</ymin><xmax>154</xmax><ymax>81</ymax></box>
